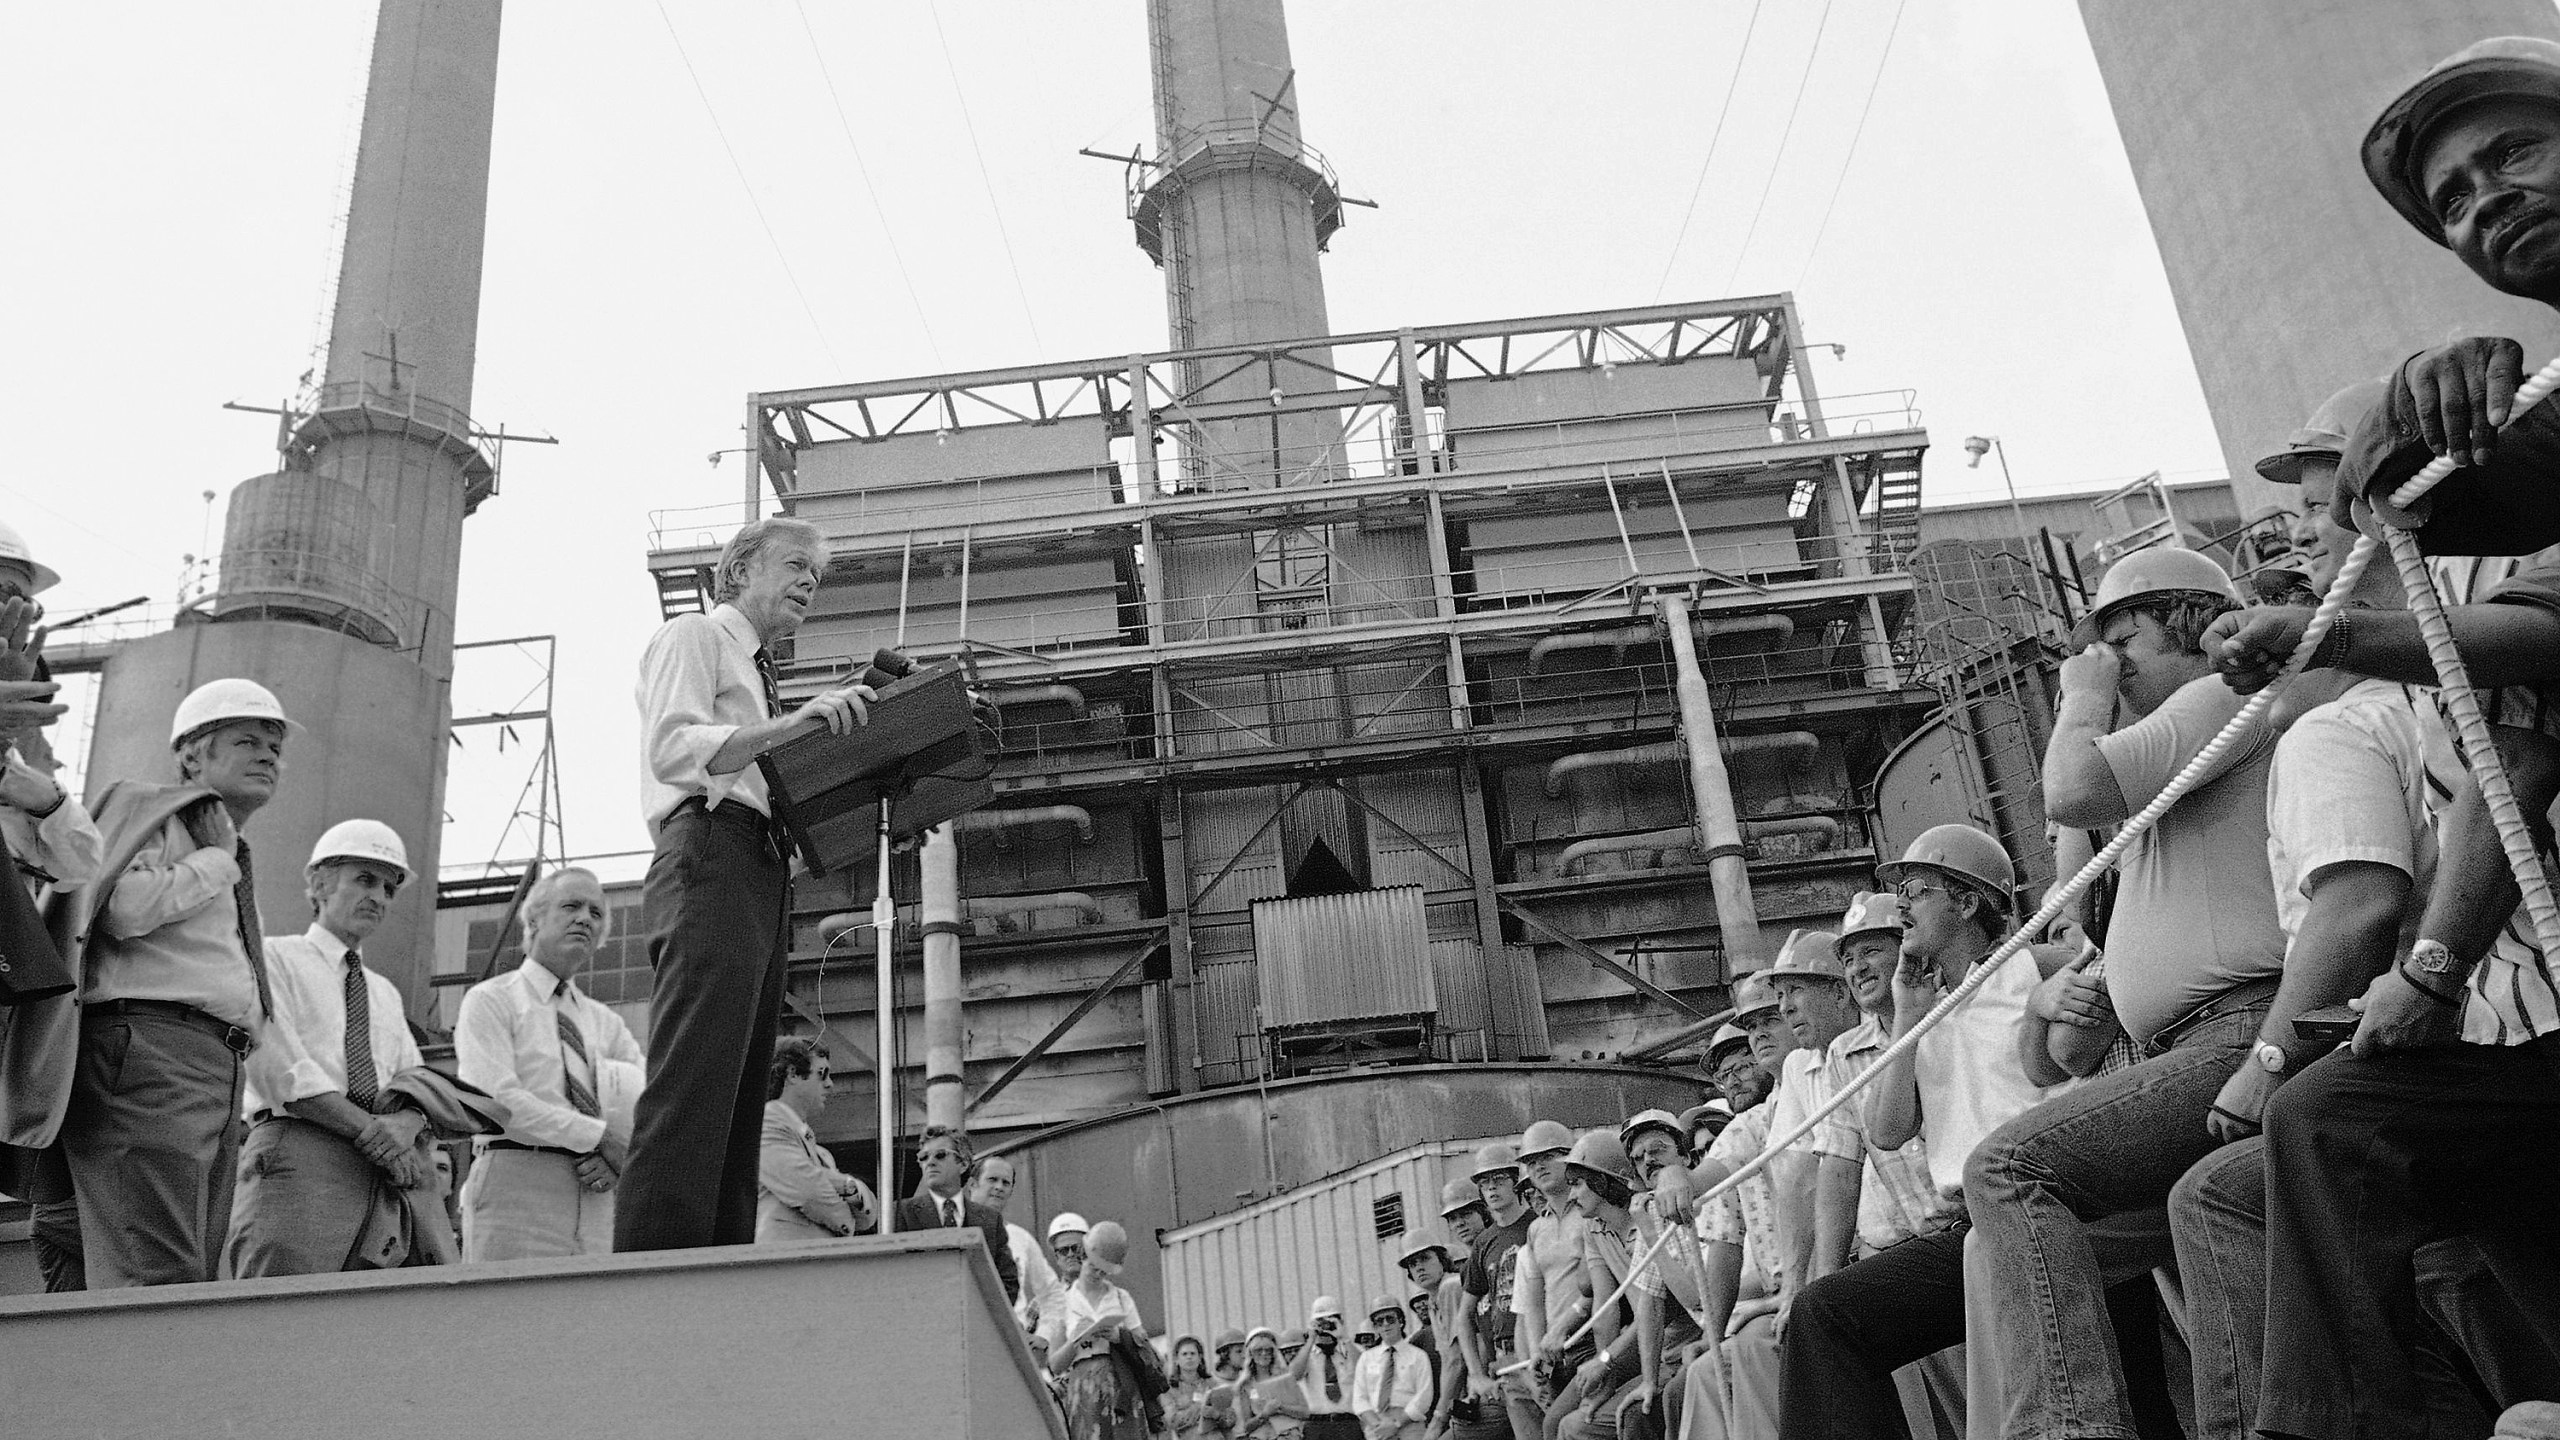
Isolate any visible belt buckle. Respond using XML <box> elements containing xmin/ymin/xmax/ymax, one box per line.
<box><xmin>222</xmin><ymin>1024</ymin><xmax>255</xmax><ymax>1056</ymax></box>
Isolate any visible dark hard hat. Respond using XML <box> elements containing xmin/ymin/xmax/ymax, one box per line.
<box><xmin>2365</xmin><ymin>37</ymin><xmax>2560</xmax><ymax>244</ymax></box>
<box><xmin>2256</xmin><ymin>379</ymin><xmax>2389</xmax><ymax>485</ymax></box>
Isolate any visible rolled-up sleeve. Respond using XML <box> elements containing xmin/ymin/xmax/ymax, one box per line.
<box><xmin>2268</xmin><ymin>705</ymin><xmax>2419</xmax><ymax>896</ymax></box>
<box><xmin>2099</xmin><ymin>675</ymin><xmax>2263</xmax><ymax>808</ymax></box>
<box><xmin>638</xmin><ymin>615</ymin><xmax>745</xmax><ymax>801</ymax></box>
<box><xmin>103</xmin><ymin>830</ymin><xmax>237</xmax><ymax>939</ymax></box>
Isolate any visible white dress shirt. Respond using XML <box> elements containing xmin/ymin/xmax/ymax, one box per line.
<box><xmin>1040</xmin><ymin>1279</ymin><xmax>1143</xmax><ymax>1363</ymax></box>
<box><xmin>93</xmin><ymin>815</ymin><xmax>267</xmax><ymax>1028</ymax></box>
<box><xmin>241</xmin><ymin>922</ymin><xmax>422</xmax><ymax>1117</ymax></box>
<box><xmin>636</xmin><ymin>602</ymin><xmax>773</xmax><ymax>828</ymax></box>
<box><xmin>1008</xmin><ymin>1221</ymin><xmax>1062</xmax><ymax>1326</ymax></box>
<box><xmin>1351</xmin><ymin>1339</ymin><xmax>1432</xmax><ymax>1424</ymax></box>
<box><xmin>454</xmin><ymin>957</ymin><xmax>644</xmax><ymax>1153</ymax></box>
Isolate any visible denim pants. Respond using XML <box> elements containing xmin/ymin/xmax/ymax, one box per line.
<box><xmin>1961</xmin><ymin>1001</ymin><xmax>2262</xmax><ymax>1440</ymax></box>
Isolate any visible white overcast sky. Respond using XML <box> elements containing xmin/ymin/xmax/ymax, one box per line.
<box><xmin>3</xmin><ymin>1</ymin><xmax>2240</xmax><ymax>871</ymax></box>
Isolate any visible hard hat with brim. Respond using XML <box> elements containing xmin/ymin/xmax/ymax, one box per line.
<box><xmin>1467</xmin><ymin>1141</ymin><xmax>1521</xmax><ymax>1184</ymax></box>
<box><xmin>1396</xmin><ymin>1230</ymin><xmax>1453</xmax><ymax>1268</ymax></box>
<box><xmin>1279</xmin><ymin>1329</ymin><xmax>1307</xmax><ymax>1350</ymax></box>
<box><xmin>1516</xmin><ymin>1118</ymin><xmax>1574</xmax><ymax>1162</ymax></box>
<box><xmin>1563</xmin><ymin>1128</ymin><xmax>1638</xmax><ymax>1189</ymax></box>
<box><xmin>1705</xmin><ymin>1023</ymin><xmax>1753</xmax><ymax>1062</ymax></box>
<box><xmin>169</xmin><ymin>678</ymin><xmax>299</xmax><ymax>747</ymax></box>
<box><xmin>1728</xmin><ymin>971</ymin><xmax>1782</xmax><ymax>1021</ymax></box>
<box><xmin>2068</xmin><ymin>546</ymin><xmax>2238</xmax><ymax>648</ymax></box>
<box><xmin>1619</xmin><ymin>1107</ymin><xmax>1685</xmax><ymax>1153</ymax></box>
<box><xmin>1086</xmin><ymin>1220</ymin><xmax>1129</xmax><ymax>1268</ymax></box>
<box><xmin>2256</xmin><ymin>379</ymin><xmax>2390</xmax><ymax>485</ymax></box>
<box><xmin>1310</xmin><ymin>1294</ymin><xmax>1344</xmax><ymax>1321</ymax></box>
<box><xmin>2364</xmin><ymin>36</ymin><xmax>2560</xmax><ymax>245</ymax></box>
<box><xmin>1837</xmin><ymin>891</ymin><xmax>1906</xmax><ymax>944</ymax></box>
<box><xmin>1047</xmin><ymin>1211</ymin><xmax>1091</xmax><ymax>1241</ymax></box>
<box><xmin>1246</xmin><ymin>1326</ymin><xmax>1280</xmax><ymax>1348</ymax></box>
<box><xmin>1760</xmin><ymin>928</ymin><xmax>1845</xmax><ymax>983</ymax></box>
<box><xmin>0</xmin><ymin>520</ymin><xmax>60</xmax><ymax>594</ymax></box>
<box><xmin>1215</xmin><ymin>1329</ymin><xmax>1248</xmax><ymax>1352</ymax></box>
<box><xmin>1439</xmin><ymin>1177</ymin><xmax>1489</xmax><ymax>1217</ymax></box>
<box><xmin>308</xmin><ymin>818</ymin><xmax>411</xmax><ymax>879</ymax></box>
<box><xmin>1876</xmin><ymin>824</ymin><xmax>2016</xmax><ymax>912</ymax></box>
<box><xmin>1367</xmin><ymin>1294</ymin><xmax>1406</xmax><ymax>1324</ymax></box>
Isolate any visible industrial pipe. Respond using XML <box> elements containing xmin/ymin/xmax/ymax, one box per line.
<box><xmin>1559</xmin><ymin>827</ymin><xmax>1696</xmax><ymax>876</ymax></box>
<box><xmin>1619</xmin><ymin>1004</ymin><xmax>1741</xmax><ymax>1063</ymax></box>
<box><xmin>964</xmin><ymin>891</ymin><xmax>1105</xmax><ymax>932</ymax></box>
<box><xmin>1544</xmin><ymin>740</ymin><xmax>1686</xmax><ymax>799</ymax></box>
<box><xmin>1722</xmin><ymin>731</ymin><xmax>1821</xmax><ymax>771</ymax></box>
<box><xmin>1742</xmin><ymin>815</ymin><xmax>1840</xmax><ymax>847</ymax></box>
<box><xmin>980</xmin><ymin>683</ymin><xmax>1090</xmax><ymax>721</ymax></box>
<box><xmin>1658</xmin><ymin>590</ymin><xmax>1763</xmax><ymax>970</ymax></box>
<box><xmin>956</xmin><ymin>804</ymin><xmax>1096</xmax><ymax>848</ymax></box>
<box><xmin>920</xmin><ymin>824</ymin><xmax>965</xmax><ymax>1135</ymax></box>
<box><xmin>1524</xmin><ymin>613</ymin><xmax>1795</xmax><ymax>676</ymax></box>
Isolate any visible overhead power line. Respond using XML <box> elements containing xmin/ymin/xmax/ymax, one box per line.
<box><xmin>654</xmin><ymin>0</ymin><xmax>844</xmax><ymax>371</ymax></box>
<box><xmin>1795</xmin><ymin>0</ymin><xmax>1912</xmax><ymax>292</ymax></box>
<box><xmin>1653</xmin><ymin>0</ymin><xmax>1767</xmax><ymax>303</ymax></box>
<box><xmin>1721</xmin><ymin>0</ymin><xmax>1838</xmax><ymax>295</ymax></box>
<box><xmin>794</xmin><ymin>0</ymin><xmax>945</xmax><ymax>369</ymax></box>
<box><xmin>927</xmin><ymin>1</ymin><xmax>1048</xmax><ymax>355</ymax></box>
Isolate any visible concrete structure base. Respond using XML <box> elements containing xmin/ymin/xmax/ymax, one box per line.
<box><xmin>0</xmin><ymin>1231</ymin><xmax>1062</xmax><ymax>1440</ymax></box>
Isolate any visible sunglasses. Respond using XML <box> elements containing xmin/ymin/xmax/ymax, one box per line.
<box><xmin>1893</xmin><ymin>878</ymin><xmax>1952</xmax><ymax>904</ymax></box>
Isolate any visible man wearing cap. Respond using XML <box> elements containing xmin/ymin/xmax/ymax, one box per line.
<box><xmin>1355</xmin><ymin>1292</ymin><xmax>1434</xmax><ymax>1440</ymax></box>
<box><xmin>624</xmin><ymin>516</ymin><xmax>882</xmax><ymax>1254</ymax></box>
<box><xmin>1804</xmin><ymin>892</ymin><xmax>1966</xmax><ymax>1440</ymax></box>
<box><xmin>54</xmin><ymin>678</ymin><xmax>292</xmax><ymax>1287</ymax></box>
<box><xmin>1513</xmin><ymin>1118</ymin><xmax>1592</xmax><ymax>1416</ymax></box>
<box><xmin>1957</xmin><ymin>536</ymin><xmax>2284</xmax><ymax>1439</ymax></box>
<box><xmin>1761</xmin><ymin>930</ymin><xmax>1860</xmax><ymax>1309</ymax></box>
<box><xmin>1777</xmin><ymin>827</ymin><xmax>2075</xmax><ymax>1440</ymax></box>
<box><xmin>755</xmin><ymin>1037</ymin><xmax>878</xmax><ymax>1243</ymax></box>
<box><xmin>454</xmin><ymin>867</ymin><xmax>646</xmax><ymax>1260</ymax></box>
<box><xmin>1657</xmin><ymin>1007</ymin><xmax>1782</xmax><ymax>1440</ymax></box>
<box><xmin>225</xmin><ymin>820</ymin><xmax>435</xmax><ymax>1275</ymax></box>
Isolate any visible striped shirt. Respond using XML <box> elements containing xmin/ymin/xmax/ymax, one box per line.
<box><xmin>1812</xmin><ymin>1016</ymin><xmax>1964</xmax><ymax>1252</ymax></box>
<box><xmin>2264</xmin><ymin>679</ymin><xmax>2559</xmax><ymax>1045</ymax></box>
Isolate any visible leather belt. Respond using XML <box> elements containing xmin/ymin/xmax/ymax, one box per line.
<box><xmin>666</xmin><ymin>795</ymin><xmax>790</xmax><ymax>860</ymax></box>
<box><xmin>85</xmin><ymin>997</ymin><xmax>256</xmax><ymax>1055</ymax></box>
<box><xmin>484</xmin><ymin>1138</ymin><xmax>583</xmax><ymax>1158</ymax></box>
<box><xmin>2145</xmin><ymin>975</ymin><xmax>2282</xmax><ymax>1056</ymax></box>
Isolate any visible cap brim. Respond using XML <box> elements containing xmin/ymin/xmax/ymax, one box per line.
<box><xmin>2366</xmin><ymin>59</ymin><xmax>2560</xmax><ymax>243</ymax></box>
<box><xmin>1758</xmin><ymin>965</ymin><xmax>1843</xmax><ymax>983</ymax></box>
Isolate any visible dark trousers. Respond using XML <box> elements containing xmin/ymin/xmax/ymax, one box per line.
<box><xmin>615</xmin><ymin>800</ymin><xmax>789</xmax><ymax>1252</ymax></box>
<box><xmin>61</xmin><ymin>1009</ymin><xmax>243</xmax><ymax>1287</ymax></box>
<box><xmin>2258</xmin><ymin>1037</ymin><xmax>2560</xmax><ymax>1440</ymax></box>
<box><xmin>1781</xmin><ymin>1226</ymin><xmax>1971</xmax><ymax>1440</ymax></box>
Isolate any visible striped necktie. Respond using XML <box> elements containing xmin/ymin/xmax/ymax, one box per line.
<box><xmin>341</xmin><ymin>950</ymin><xmax>379</xmax><ymax>1112</ymax></box>
<box><xmin>554</xmin><ymin>987</ymin><xmax>600</xmax><ymax>1119</ymax></box>
<box><xmin>753</xmin><ymin>647</ymin><xmax>785</xmax><ymax>721</ymax></box>
<box><xmin>233</xmin><ymin>837</ymin><xmax>273</xmax><ymax>1019</ymax></box>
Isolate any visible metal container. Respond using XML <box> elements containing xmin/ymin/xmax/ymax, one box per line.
<box><xmin>1254</xmin><ymin>887</ymin><xmax>1435</xmax><ymax>1032</ymax></box>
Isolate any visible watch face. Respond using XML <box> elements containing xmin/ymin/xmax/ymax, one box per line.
<box><xmin>2256</xmin><ymin>1042</ymin><xmax>2287</xmax><ymax>1073</ymax></box>
<box><xmin>2409</xmin><ymin>940</ymin><xmax>2458</xmax><ymax>974</ymax></box>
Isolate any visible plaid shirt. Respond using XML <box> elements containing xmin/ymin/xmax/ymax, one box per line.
<box><xmin>1812</xmin><ymin>1016</ymin><xmax>1964</xmax><ymax>1249</ymax></box>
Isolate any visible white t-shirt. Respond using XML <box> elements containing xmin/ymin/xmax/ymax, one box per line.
<box><xmin>1911</xmin><ymin>947</ymin><xmax>2054</xmax><ymax>1200</ymax></box>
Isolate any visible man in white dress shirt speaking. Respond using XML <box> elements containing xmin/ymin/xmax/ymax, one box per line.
<box><xmin>455</xmin><ymin>867</ymin><xmax>643</xmax><ymax>1260</ymax></box>
<box><xmin>621</xmin><ymin>516</ymin><xmax>878</xmax><ymax>1252</ymax></box>
<box><xmin>225</xmin><ymin>819</ymin><xmax>432</xmax><ymax>1276</ymax></box>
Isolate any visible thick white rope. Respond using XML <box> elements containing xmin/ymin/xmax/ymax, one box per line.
<box><xmin>2383</xmin><ymin>526</ymin><xmax>2560</xmax><ymax>956</ymax></box>
<box><xmin>1502</xmin><ymin>368</ymin><xmax>2560</xmax><ymax>1374</ymax></box>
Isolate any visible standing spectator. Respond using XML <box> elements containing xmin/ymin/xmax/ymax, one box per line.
<box><xmin>1042</xmin><ymin>1219</ymin><xmax>1153</xmax><ymax>1440</ymax></box>
<box><xmin>1042</xmin><ymin>1211</ymin><xmax>1092</xmax><ymax>1337</ymax></box>
<box><xmin>225</xmin><ymin>821</ymin><xmax>434</xmax><ymax>1275</ymax></box>
<box><xmin>1395</xmin><ymin>1229</ymin><xmax>1453</xmax><ymax>1410</ymax></box>
<box><xmin>1168</xmin><ymin>1335</ymin><xmax>1221</xmax><ymax>1440</ymax></box>
<box><xmin>1239</xmin><ymin>1326</ymin><xmax>1312</xmax><ymax>1439</ymax></box>
<box><xmin>1430</xmin><ymin>1176</ymin><xmax>1499</xmax><ymax>1439</ymax></box>
<box><xmin>1454</xmin><ymin>1142</ymin><xmax>1539</xmax><ymax>1440</ymax></box>
<box><xmin>64</xmin><ymin>678</ymin><xmax>292</xmax><ymax>1287</ymax></box>
<box><xmin>454</xmin><ymin>867</ymin><xmax>644</xmax><ymax>1260</ymax></box>
<box><xmin>1515</xmin><ymin>1118</ymin><xmax>1593</xmax><ymax>1418</ymax></box>
<box><xmin>972</xmin><ymin>1153</ymin><xmax>1061</xmax><ymax>1328</ymax></box>
<box><xmin>754</xmin><ymin>1037</ymin><xmax>876</xmax><ymax>1241</ymax></box>
<box><xmin>622</xmin><ymin>516</ymin><xmax>878</xmax><ymax>1252</ymax></box>
<box><xmin>1356</xmin><ymin>1293</ymin><xmax>1435</xmax><ymax>1440</ymax></box>
<box><xmin>1297</xmin><ymin>1294</ymin><xmax>1366</xmax><ymax>1438</ymax></box>
<box><xmin>893</xmin><ymin>1124</ymin><xmax>1022</xmax><ymax>1303</ymax></box>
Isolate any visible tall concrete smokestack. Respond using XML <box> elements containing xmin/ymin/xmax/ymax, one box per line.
<box><xmin>87</xmin><ymin>0</ymin><xmax>503</xmax><ymax>1012</ymax></box>
<box><xmin>2078</xmin><ymin>0</ymin><xmax>2560</xmax><ymax>521</ymax></box>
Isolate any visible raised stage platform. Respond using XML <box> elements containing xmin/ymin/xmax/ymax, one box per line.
<box><xmin>0</xmin><ymin>1229</ymin><xmax>1065</xmax><ymax>1439</ymax></box>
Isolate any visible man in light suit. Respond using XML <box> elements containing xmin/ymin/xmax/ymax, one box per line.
<box><xmin>755</xmin><ymin>1037</ymin><xmax>875</xmax><ymax>1241</ymax></box>
<box><xmin>893</xmin><ymin>1123</ymin><xmax>1020</xmax><ymax>1303</ymax></box>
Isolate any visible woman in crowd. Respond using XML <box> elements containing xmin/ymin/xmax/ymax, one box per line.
<box><xmin>1167</xmin><ymin>1335</ymin><xmax>1221</xmax><ymax>1439</ymax></box>
<box><xmin>1040</xmin><ymin>1219</ymin><xmax>1154</xmax><ymax>1440</ymax></box>
<box><xmin>1235</xmin><ymin>1326</ymin><xmax>1310</xmax><ymax>1439</ymax></box>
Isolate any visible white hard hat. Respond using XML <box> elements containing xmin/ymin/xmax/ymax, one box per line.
<box><xmin>170</xmin><ymin>678</ymin><xmax>296</xmax><ymax>747</ymax></box>
<box><xmin>1309</xmin><ymin>1294</ymin><xmax>1344</xmax><ymax>1321</ymax></box>
<box><xmin>1046</xmin><ymin>1211</ymin><xmax>1090</xmax><ymax>1242</ymax></box>
<box><xmin>0</xmin><ymin>520</ymin><xmax>58</xmax><ymax>594</ymax></box>
<box><xmin>308</xmin><ymin>819</ymin><xmax>409</xmax><ymax>879</ymax></box>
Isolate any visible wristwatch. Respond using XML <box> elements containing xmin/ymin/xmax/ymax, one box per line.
<box><xmin>2253</xmin><ymin>1040</ymin><xmax>2289</xmax><ymax>1075</ymax></box>
<box><xmin>2406</xmin><ymin>938</ymin><xmax>2460</xmax><ymax>976</ymax></box>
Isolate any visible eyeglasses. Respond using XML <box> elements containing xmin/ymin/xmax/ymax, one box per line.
<box><xmin>1053</xmin><ymin>1243</ymin><xmax>1085</xmax><ymax>1259</ymax></box>
<box><xmin>1893</xmin><ymin>878</ymin><xmax>1952</xmax><ymax>905</ymax></box>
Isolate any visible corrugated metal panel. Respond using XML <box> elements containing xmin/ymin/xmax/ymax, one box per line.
<box><xmin>1253</xmin><ymin>888</ymin><xmax>1436</xmax><ymax>1030</ymax></box>
<box><xmin>1187</xmin><ymin>787</ymin><xmax>1289</xmax><ymax>913</ymax></box>
<box><xmin>1160</xmin><ymin>1137</ymin><xmax>1504</xmax><ymax>1345</ymax></box>
<box><xmin>1193</xmin><ymin>957</ymin><xmax>1264</xmax><ymax>1085</ymax></box>
<box><xmin>1428</xmin><ymin>939</ymin><xmax>1494</xmax><ymax>1061</ymax></box>
<box><xmin>1494</xmin><ymin>946</ymin><xmax>1550</xmax><ymax>1057</ymax></box>
<box><xmin>1359</xmin><ymin>772</ymin><xmax>1468</xmax><ymax>894</ymax></box>
<box><xmin>1143</xmin><ymin>984</ymin><xmax>1175</xmax><ymax>1096</ymax></box>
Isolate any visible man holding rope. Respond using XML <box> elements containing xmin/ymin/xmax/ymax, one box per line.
<box><xmin>2194</xmin><ymin>37</ymin><xmax>2560</xmax><ymax>1439</ymax></box>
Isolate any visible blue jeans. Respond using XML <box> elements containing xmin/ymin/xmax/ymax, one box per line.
<box><xmin>1962</xmin><ymin>1001</ymin><xmax>2262</xmax><ymax>1440</ymax></box>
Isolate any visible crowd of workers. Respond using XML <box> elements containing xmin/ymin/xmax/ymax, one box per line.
<box><xmin>0</xmin><ymin>29</ymin><xmax>2556</xmax><ymax>1440</ymax></box>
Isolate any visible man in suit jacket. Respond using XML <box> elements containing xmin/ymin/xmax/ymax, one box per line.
<box><xmin>755</xmin><ymin>1037</ymin><xmax>874</xmax><ymax>1241</ymax></box>
<box><xmin>893</xmin><ymin>1123</ymin><xmax>1020</xmax><ymax>1303</ymax></box>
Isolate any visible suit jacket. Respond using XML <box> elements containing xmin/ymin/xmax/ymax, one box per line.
<box><xmin>895</xmin><ymin>1188</ymin><xmax>1020</xmax><ymax>1302</ymax></box>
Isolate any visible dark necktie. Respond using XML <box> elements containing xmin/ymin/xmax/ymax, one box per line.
<box><xmin>233</xmin><ymin>837</ymin><xmax>273</xmax><ymax>1019</ymax></box>
<box><xmin>944</xmin><ymin>1198</ymin><xmax>961</xmax><ymax>1228</ymax></box>
<box><xmin>753</xmin><ymin>647</ymin><xmax>784</xmax><ymax>721</ymax></box>
<box><xmin>1322</xmin><ymin>1349</ymin><xmax>1340</xmax><ymax>1402</ymax></box>
<box><xmin>341</xmin><ymin>950</ymin><xmax>379</xmax><ymax>1111</ymax></box>
<box><xmin>554</xmin><ymin>988</ymin><xmax>601</xmax><ymax>1119</ymax></box>
<box><xmin>1381</xmin><ymin>1344</ymin><xmax>1397</xmax><ymax>1408</ymax></box>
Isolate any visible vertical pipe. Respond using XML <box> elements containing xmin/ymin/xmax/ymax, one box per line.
<box><xmin>921</xmin><ymin>823</ymin><xmax>965</xmax><ymax>1133</ymax></box>
<box><xmin>1657</xmin><ymin>589</ymin><xmax>1763</xmax><ymax>972</ymax></box>
<box><xmin>873</xmin><ymin>808</ymin><xmax>899</xmax><ymax>1231</ymax></box>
